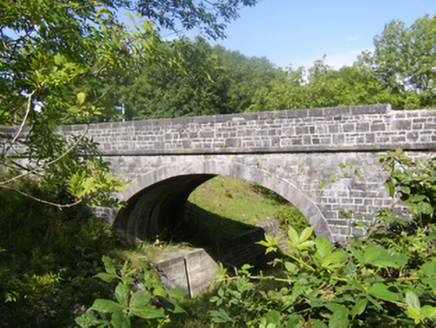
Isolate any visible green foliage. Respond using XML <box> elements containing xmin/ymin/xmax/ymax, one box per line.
<box><xmin>209</xmin><ymin>150</ymin><xmax>436</xmax><ymax>327</ymax></box>
<box><xmin>1</xmin><ymin>0</ymin><xmax>260</xmax><ymax>207</ymax></box>
<box><xmin>76</xmin><ymin>256</ymin><xmax>186</xmax><ymax>328</ymax></box>
<box><xmin>272</xmin><ymin>204</ymin><xmax>310</xmax><ymax>233</ymax></box>
<box><xmin>248</xmin><ymin>15</ymin><xmax>435</xmax><ymax>112</ymax></box>
<box><xmin>116</xmin><ymin>38</ymin><xmax>285</xmax><ymax>120</ymax></box>
<box><xmin>0</xmin><ymin>0</ymin><xmax>159</xmax><ymax>206</ymax></box>
<box><xmin>134</xmin><ymin>0</ymin><xmax>259</xmax><ymax>40</ymax></box>
<box><xmin>362</xmin><ymin>14</ymin><xmax>436</xmax><ymax>108</ymax></box>
<box><xmin>0</xmin><ymin>181</ymin><xmax>122</xmax><ymax>327</ymax></box>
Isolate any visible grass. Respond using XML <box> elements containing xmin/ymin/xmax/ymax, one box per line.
<box><xmin>188</xmin><ymin>175</ymin><xmax>293</xmax><ymax>226</ymax></box>
<box><xmin>185</xmin><ymin>175</ymin><xmax>308</xmax><ymax>240</ymax></box>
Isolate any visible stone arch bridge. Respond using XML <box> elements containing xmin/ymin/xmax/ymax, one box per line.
<box><xmin>65</xmin><ymin>104</ymin><xmax>435</xmax><ymax>243</ymax></box>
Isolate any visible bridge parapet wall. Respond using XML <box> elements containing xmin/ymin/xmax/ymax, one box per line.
<box><xmin>65</xmin><ymin>104</ymin><xmax>436</xmax><ymax>155</ymax></box>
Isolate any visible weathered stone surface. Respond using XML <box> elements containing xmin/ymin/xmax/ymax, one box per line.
<box><xmin>155</xmin><ymin>248</ymin><xmax>219</xmax><ymax>298</ymax></box>
<box><xmin>11</xmin><ymin>104</ymin><xmax>433</xmax><ymax>243</ymax></box>
<box><xmin>62</xmin><ymin>104</ymin><xmax>436</xmax><ymax>155</ymax></box>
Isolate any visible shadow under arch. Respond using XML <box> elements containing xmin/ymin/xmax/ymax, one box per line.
<box><xmin>113</xmin><ymin>158</ymin><xmax>333</xmax><ymax>242</ymax></box>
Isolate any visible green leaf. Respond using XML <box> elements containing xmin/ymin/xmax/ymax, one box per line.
<box><xmin>77</xmin><ymin>92</ymin><xmax>86</xmax><ymax>106</ymax></box>
<box><xmin>418</xmin><ymin>201</ymin><xmax>433</xmax><ymax>215</ymax></box>
<box><xmin>350</xmin><ymin>249</ymin><xmax>365</xmax><ymax>264</ymax></box>
<box><xmin>405</xmin><ymin>290</ymin><xmax>420</xmax><ymax>309</ymax></box>
<box><xmin>111</xmin><ymin>310</ymin><xmax>130</xmax><ymax>328</ymax></box>
<box><xmin>347</xmin><ymin>279</ymin><xmax>366</xmax><ymax>292</ymax></box>
<box><xmin>53</xmin><ymin>53</ymin><xmax>65</xmax><ymax>65</ymax></box>
<box><xmin>75</xmin><ymin>314</ymin><xmax>102</xmax><ymax>328</ymax></box>
<box><xmin>286</xmin><ymin>314</ymin><xmax>304</xmax><ymax>328</ymax></box>
<box><xmin>351</xmin><ymin>299</ymin><xmax>367</xmax><ymax>318</ymax></box>
<box><xmin>316</xmin><ymin>236</ymin><xmax>332</xmax><ymax>259</ymax></box>
<box><xmin>167</xmin><ymin>287</ymin><xmax>187</xmax><ymax>300</ymax></box>
<box><xmin>287</xmin><ymin>226</ymin><xmax>300</xmax><ymax>244</ymax></box>
<box><xmin>322</xmin><ymin>251</ymin><xmax>347</xmax><ymax>268</ymax></box>
<box><xmin>265</xmin><ymin>310</ymin><xmax>281</xmax><ymax>324</ymax></box>
<box><xmin>421</xmin><ymin>263</ymin><xmax>436</xmax><ymax>277</ymax></box>
<box><xmin>125</xmin><ymin>11</ymin><xmax>135</xmax><ymax>23</ymax></box>
<box><xmin>94</xmin><ymin>272</ymin><xmax>117</xmax><ymax>283</ymax></box>
<box><xmin>298</xmin><ymin>240</ymin><xmax>316</xmax><ymax>251</ymax></box>
<box><xmin>209</xmin><ymin>309</ymin><xmax>236</xmax><ymax>324</ymax></box>
<box><xmin>162</xmin><ymin>299</ymin><xmax>186</xmax><ymax>314</ymax></box>
<box><xmin>121</xmin><ymin>276</ymin><xmax>135</xmax><ymax>285</ymax></box>
<box><xmin>423</xmin><ymin>278</ymin><xmax>436</xmax><ymax>291</ymax></box>
<box><xmin>130</xmin><ymin>305</ymin><xmax>166</xmax><ymax>319</ymax></box>
<box><xmin>300</xmin><ymin>226</ymin><xmax>314</xmax><ymax>243</ymax></box>
<box><xmin>284</xmin><ymin>261</ymin><xmax>298</xmax><ymax>274</ymax></box>
<box><xmin>130</xmin><ymin>291</ymin><xmax>151</xmax><ymax>309</ymax></box>
<box><xmin>421</xmin><ymin>305</ymin><xmax>436</xmax><ymax>319</ymax></box>
<box><xmin>68</xmin><ymin>105</ymin><xmax>81</xmax><ymax>113</ymax></box>
<box><xmin>406</xmin><ymin>307</ymin><xmax>422</xmax><ymax>324</ymax></box>
<box><xmin>409</xmin><ymin>194</ymin><xmax>426</xmax><ymax>202</ymax></box>
<box><xmin>385</xmin><ymin>178</ymin><xmax>396</xmax><ymax>197</ymax></box>
<box><xmin>115</xmin><ymin>283</ymin><xmax>130</xmax><ymax>307</ymax></box>
<box><xmin>90</xmin><ymin>299</ymin><xmax>124</xmax><ymax>313</ymax></box>
<box><xmin>366</xmin><ymin>294</ymin><xmax>383</xmax><ymax>311</ymax></box>
<box><xmin>368</xmin><ymin>283</ymin><xmax>401</xmax><ymax>303</ymax></box>
<box><xmin>102</xmin><ymin>256</ymin><xmax>117</xmax><ymax>275</ymax></box>
<box><xmin>329</xmin><ymin>305</ymin><xmax>349</xmax><ymax>328</ymax></box>
<box><xmin>363</xmin><ymin>245</ymin><xmax>382</xmax><ymax>264</ymax></box>
<box><xmin>309</xmin><ymin>319</ymin><xmax>328</xmax><ymax>328</ymax></box>
<box><xmin>361</xmin><ymin>246</ymin><xmax>406</xmax><ymax>269</ymax></box>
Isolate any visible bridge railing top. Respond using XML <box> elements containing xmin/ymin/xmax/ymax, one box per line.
<box><xmin>65</xmin><ymin>104</ymin><xmax>393</xmax><ymax>130</ymax></box>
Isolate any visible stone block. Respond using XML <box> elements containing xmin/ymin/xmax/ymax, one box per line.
<box><xmin>155</xmin><ymin>249</ymin><xmax>219</xmax><ymax>298</ymax></box>
<box><xmin>343</xmin><ymin>123</ymin><xmax>356</xmax><ymax>133</ymax></box>
<box><xmin>393</xmin><ymin>120</ymin><xmax>411</xmax><ymax>130</ymax></box>
<box><xmin>371</xmin><ymin>122</ymin><xmax>386</xmax><ymax>131</ymax></box>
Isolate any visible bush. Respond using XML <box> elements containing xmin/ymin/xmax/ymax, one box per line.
<box><xmin>0</xmin><ymin>179</ymin><xmax>121</xmax><ymax>327</ymax></box>
<box><xmin>209</xmin><ymin>150</ymin><xmax>436</xmax><ymax>327</ymax></box>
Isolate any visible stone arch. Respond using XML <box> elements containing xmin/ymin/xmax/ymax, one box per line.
<box><xmin>113</xmin><ymin>156</ymin><xmax>333</xmax><ymax>242</ymax></box>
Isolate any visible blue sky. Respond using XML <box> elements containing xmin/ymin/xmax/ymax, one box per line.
<box><xmin>201</xmin><ymin>0</ymin><xmax>435</xmax><ymax>69</ymax></box>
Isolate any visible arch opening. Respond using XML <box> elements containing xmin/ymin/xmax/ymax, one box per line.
<box><xmin>114</xmin><ymin>174</ymin><xmax>216</xmax><ymax>242</ymax></box>
<box><xmin>113</xmin><ymin>158</ymin><xmax>333</xmax><ymax>245</ymax></box>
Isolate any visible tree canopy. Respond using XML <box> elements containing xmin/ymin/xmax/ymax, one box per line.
<box><xmin>102</xmin><ymin>14</ymin><xmax>435</xmax><ymax>122</ymax></box>
<box><xmin>0</xmin><ymin>0</ymin><xmax>259</xmax><ymax>207</ymax></box>
<box><xmin>249</xmin><ymin>14</ymin><xmax>436</xmax><ymax>112</ymax></box>
<box><xmin>134</xmin><ymin>0</ymin><xmax>258</xmax><ymax>39</ymax></box>
<box><xmin>113</xmin><ymin>38</ymin><xmax>285</xmax><ymax>120</ymax></box>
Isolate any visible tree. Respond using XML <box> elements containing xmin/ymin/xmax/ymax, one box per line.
<box><xmin>118</xmin><ymin>37</ymin><xmax>224</xmax><ymax>119</ymax></box>
<box><xmin>247</xmin><ymin>58</ymin><xmax>394</xmax><ymax>112</ymax></box>
<box><xmin>360</xmin><ymin>14</ymin><xmax>436</xmax><ymax>109</ymax></box>
<box><xmin>134</xmin><ymin>0</ymin><xmax>258</xmax><ymax>40</ymax></box>
<box><xmin>248</xmin><ymin>15</ymin><xmax>435</xmax><ymax>113</ymax></box>
<box><xmin>0</xmin><ymin>0</ymin><xmax>259</xmax><ymax>207</ymax></box>
<box><xmin>115</xmin><ymin>38</ymin><xmax>285</xmax><ymax>119</ymax></box>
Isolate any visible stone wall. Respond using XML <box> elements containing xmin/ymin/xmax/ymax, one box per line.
<box><xmin>76</xmin><ymin>105</ymin><xmax>435</xmax><ymax>243</ymax></box>
<box><xmin>220</xmin><ymin>220</ymin><xmax>289</xmax><ymax>269</ymax></box>
<box><xmin>154</xmin><ymin>219</ymin><xmax>288</xmax><ymax>297</ymax></box>
<box><xmin>64</xmin><ymin>104</ymin><xmax>435</xmax><ymax>155</ymax></box>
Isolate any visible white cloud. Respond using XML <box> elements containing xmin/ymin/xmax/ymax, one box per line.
<box><xmin>346</xmin><ymin>34</ymin><xmax>362</xmax><ymax>42</ymax></box>
<box><xmin>323</xmin><ymin>49</ymin><xmax>365</xmax><ymax>68</ymax></box>
<box><xmin>282</xmin><ymin>48</ymin><xmax>372</xmax><ymax>70</ymax></box>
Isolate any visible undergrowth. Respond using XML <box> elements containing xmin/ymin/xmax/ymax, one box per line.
<box><xmin>0</xmin><ymin>174</ymin><xmax>304</xmax><ymax>326</ymax></box>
